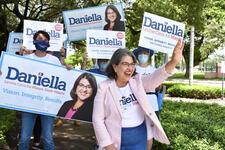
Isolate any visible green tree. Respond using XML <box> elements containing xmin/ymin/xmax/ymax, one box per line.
<box><xmin>125</xmin><ymin>0</ymin><xmax>225</xmax><ymax>76</ymax></box>
<box><xmin>0</xmin><ymin>0</ymin><xmax>112</xmax><ymax>68</ymax></box>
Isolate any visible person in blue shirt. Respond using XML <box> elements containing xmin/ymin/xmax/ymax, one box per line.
<box><xmin>88</xmin><ymin>59</ymin><xmax>109</xmax><ymax>76</ymax></box>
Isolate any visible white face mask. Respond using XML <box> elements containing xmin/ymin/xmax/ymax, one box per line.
<box><xmin>138</xmin><ymin>54</ymin><xmax>149</xmax><ymax>64</ymax></box>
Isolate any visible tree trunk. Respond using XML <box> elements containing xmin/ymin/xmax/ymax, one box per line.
<box><xmin>185</xmin><ymin>60</ymin><xmax>189</xmax><ymax>77</ymax></box>
<box><xmin>0</xmin><ymin>5</ymin><xmax>9</xmax><ymax>54</ymax></box>
<box><xmin>189</xmin><ymin>26</ymin><xmax>195</xmax><ymax>85</ymax></box>
<box><xmin>183</xmin><ymin>43</ymin><xmax>190</xmax><ymax>78</ymax></box>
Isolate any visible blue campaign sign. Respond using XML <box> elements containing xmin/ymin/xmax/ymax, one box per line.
<box><xmin>0</xmin><ymin>52</ymin><xmax>106</xmax><ymax>122</ymax></box>
<box><xmin>6</xmin><ymin>32</ymin><xmax>23</xmax><ymax>54</ymax></box>
<box><xmin>63</xmin><ymin>3</ymin><xmax>124</xmax><ymax>41</ymax></box>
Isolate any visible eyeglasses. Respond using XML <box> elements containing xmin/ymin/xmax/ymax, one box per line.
<box><xmin>78</xmin><ymin>83</ymin><xmax>92</xmax><ymax>90</ymax></box>
<box><xmin>107</xmin><ymin>12</ymin><xmax>116</xmax><ymax>15</ymax></box>
<box><xmin>119</xmin><ymin>62</ymin><xmax>136</xmax><ymax>68</ymax></box>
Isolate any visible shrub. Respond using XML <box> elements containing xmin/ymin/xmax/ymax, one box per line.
<box><xmin>168</xmin><ymin>72</ymin><xmax>205</xmax><ymax>80</ymax></box>
<box><xmin>167</xmin><ymin>84</ymin><xmax>222</xmax><ymax>99</ymax></box>
<box><xmin>0</xmin><ymin>109</ymin><xmax>16</xmax><ymax>147</ymax></box>
<box><xmin>153</xmin><ymin>101</ymin><xmax>225</xmax><ymax>149</ymax></box>
<box><xmin>163</xmin><ymin>82</ymin><xmax>185</xmax><ymax>90</ymax></box>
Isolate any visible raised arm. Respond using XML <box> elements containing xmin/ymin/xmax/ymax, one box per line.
<box><xmin>142</xmin><ymin>40</ymin><xmax>184</xmax><ymax>92</ymax></box>
<box><xmin>165</xmin><ymin>40</ymin><xmax>184</xmax><ymax>74</ymax></box>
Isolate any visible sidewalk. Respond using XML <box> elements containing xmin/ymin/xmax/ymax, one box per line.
<box><xmin>164</xmin><ymin>95</ymin><xmax>225</xmax><ymax>106</ymax></box>
<box><xmin>167</xmin><ymin>78</ymin><xmax>222</xmax><ymax>87</ymax></box>
<box><xmin>54</xmin><ymin>121</ymin><xmax>95</xmax><ymax>150</ymax></box>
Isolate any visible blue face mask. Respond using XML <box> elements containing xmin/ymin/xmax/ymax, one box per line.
<box><xmin>99</xmin><ymin>62</ymin><xmax>108</xmax><ymax>72</ymax></box>
<box><xmin>33</xmin><ymin>40</ymin><xmax>50</xmax><ymax>52</ymax></box>
<box><xmin>138</xmin><ymin>54</ymin><xmax>149</xmax><ymax>64</ymax></box>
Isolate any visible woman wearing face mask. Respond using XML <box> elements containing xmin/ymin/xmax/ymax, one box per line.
<box><xmin>133</xmin><ymin>46</ymin><xmax>161</xmax><ymax>149</ymax></box>
<box><xmin>57</xmin><ymin>73</ymin><xmax>97</xmax><ymax>122</ymax></box>
<box><xmin>133</xmin><ymin>46</ymin><xmax>155</xmax><ymax>75</ymax></box>
<box><xmin>104</xmin><ymin>5</ymin><xmax>125</xmax><ymax>31</ymax></box>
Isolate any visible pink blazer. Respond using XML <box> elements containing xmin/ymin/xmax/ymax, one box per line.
<box><xmin>92</xmin><ymin>66</ymin><xmax>171</xmax><ymax>150</ymax></box>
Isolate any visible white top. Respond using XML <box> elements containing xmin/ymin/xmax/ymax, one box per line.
<box><xmin>136</xmin><ymin>65</ymin><xmax>159</xmax><ymax>111</ymax></box>
<box><xmin>118</xmin><ymin>84</ymin><xmax>145</xmax><ymax>127</ymax></box>
<box><xmin>25</xmin><ymin>53</ymin><xmax>61</xmax><ymax>65</ymax></box>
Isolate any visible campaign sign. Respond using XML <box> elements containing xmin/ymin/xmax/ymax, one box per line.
<box><xmin>0</xmin><ymin>52</ymin><xmax>106</xmax><ymax>122</ymax></box>
<box><xmin>6</xmin><ymin>32</ymin><xmax>23</xmax><ymax>54</ymax></box>
<box><xmin>139</xmin><ymin>12</ymin><xmax>185</xmax><ymax>54</ymax></box>
<box><xmin>23</xmin><ymin>20</ymin><xmax>64</xmax><ymax>51</ymax></box>
<box><xmin>221</xmin><ymin>61</ymin><xmax>225</xmax><ymax>73</ymax></box>
<box><xmin>63</xmin><ymin>3</ymin><xmax>124</xmax><ymax>41</ymax></box>
<box><xmin>86</xmin><ymin>30</ymin><xmax>125</xmax><ymax>59</ymax></box>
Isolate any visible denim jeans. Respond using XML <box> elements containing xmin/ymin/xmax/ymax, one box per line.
<box><xmin>19</xmin><ymin>112</ymin><xmax>55</xmax><ymax>150</ymax></box>
<box><xmin>121</xmin><ymin>121</ymin><xmax>147</xmax><ymax>150</ymax></box>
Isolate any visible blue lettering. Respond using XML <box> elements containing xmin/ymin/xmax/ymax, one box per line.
<box><xmin>69</xmin><ymin>14</ymin><xmax>102</xmax><ymax>25</ymax></box>
<box><xmin>26</xmin><ymin>28</ymin><xmax>34</xmax><ymax>35</ymax></box>
<box><xmin>69</xmin><ymin>18</ymin><xmax>75</xmax><ymax>25</ymax></box>
<box><xmin>144</xmin><ymin>16</ymin><xmax>183</xmax><ymax>37</ymax></box>
<box><xmin>6</xmin><ymin>67</ymin><xmax>19</xmax><ymax>80</ymax></box>
<box><xmin>41</xmin><ymin>77</ymin><xmax>50</xmax><ymax>87</ymax></box>
<box><xmin>5</xmin><ymin>66</ymin><xmax>66</xmax><ymax>91</ymax></box>
<box><xmin>26</xmin><ymin>28</ymin><xmax>60</xmax><ymax>38</ymax></box>
<box><xmin>89</xmin><ymin>37</ymin><xmax>122</xmax><ymax>46</ymax></box>
<box><xmin>18</xmin><ymin>72</ymin><xmax>27</xmax><ymax>82</ymax></box>
<box><xmin>120</xmin><ymin>94</ymin><xmax>137</xmax><ymax>105</ymax></box>
<box><xmin>13</xmin><ymin>38</ymin><xmax>23</xmax><ymax>44</ymax></box>
<box><xmin>89</xmin><ymin>37</ymin><xmax>95</xmax><ymax>44</ymax></box>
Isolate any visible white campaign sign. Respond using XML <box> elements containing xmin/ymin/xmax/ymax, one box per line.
<box><xmin>6</xmin><ymin>32</ymin><xmax>23</xmax><ymax>54</ymax></box>
<box><xmin>221</xmin><ymin>61</ymin><xmax>225</xmax><ymax>73</ymax></box>
<box><xmin>63</xmin><ymin>3</ymin><xmax>124</xmax><ymax>41</ymax></box>
<box><xmin>86</xmin><ymin>30</ymin><xmax>125</xmax><ymax>59</ymax></box>
<box><xmin>139</xmin><ymin>12</ymin><xmax>185</xmax><ymax>54</ymax></box>
<box><xmin>0</xmin><ymin>52</ymin><xmax>106</xmax><ymax>121</ymax></box>
<box><xmin>23</xmin><ymin>20</ymin><xmax>64</xmax><ymax>51</ymax></box>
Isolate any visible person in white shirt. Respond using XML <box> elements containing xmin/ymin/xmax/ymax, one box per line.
<box><xmin>133</xmin><ymin>46</ymin><xmax>161</xmax><ymax>118</ymax></box>
<box><xmin>19</xmin><ymin>30</ymin><xmax>61</xmax><ymax>150</ymax></box>
<box><xmin>133</xmin><ymin>46</ymin><xmax>164</xmax><ymax>150</ymax></box>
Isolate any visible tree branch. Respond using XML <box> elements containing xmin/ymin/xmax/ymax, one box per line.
<box><xmin>12</xmin><ymin>1</ymin><xmax>23</xmax><ymax>20</ymax></box>
<box><xmin>23</xmin><ymin>0</ymin><xmax>30</xmax><ymax>19</ymax></box>
<box><xmin>126</xmin><ymin>25</ymin><xmax>141</xmax><ymax>35</ymax></box>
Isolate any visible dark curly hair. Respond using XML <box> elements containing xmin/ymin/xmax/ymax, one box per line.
<box><xmin>105</xmin><ymin>48</ymin><xmax>137</xmax><ymax>79</ymax></box>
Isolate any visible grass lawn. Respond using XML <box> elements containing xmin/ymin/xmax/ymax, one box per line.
<box><xmin>154</xmin><ymin>100</ymin><xmax>225</xmax><ymax>150</ymax></box>
<box><xmin>169</xmin><ymin>72</ymin><xmax>222</xmax><ymax>80</ymax></box>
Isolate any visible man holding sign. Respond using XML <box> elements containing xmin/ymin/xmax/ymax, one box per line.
<box><xmin>19</xmin><ymin>30</ymin><xmax>61</xmax><ymax>150</ymax></box>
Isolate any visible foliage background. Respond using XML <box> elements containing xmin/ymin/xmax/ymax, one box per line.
<box><xmin>154</xmin><ymin>101</ymin><xmax>225</xmax><ymax>150</ymax></box>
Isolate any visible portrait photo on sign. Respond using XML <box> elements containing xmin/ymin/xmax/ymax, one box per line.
<box><xmin>103</xmin><ymin>4</ymin><xmax>125</xmax><ymax>32</ymax></box>
<box><xmin>57</xmin><ymin>72</ymin><xmax>97</xmax><ymax>122</ymax></box>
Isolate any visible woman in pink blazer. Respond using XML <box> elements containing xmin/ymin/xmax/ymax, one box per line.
<box><xmin>93</xmin><ymin>41</ymin><xmax>184</xmax><ymax>150</ymax></box>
